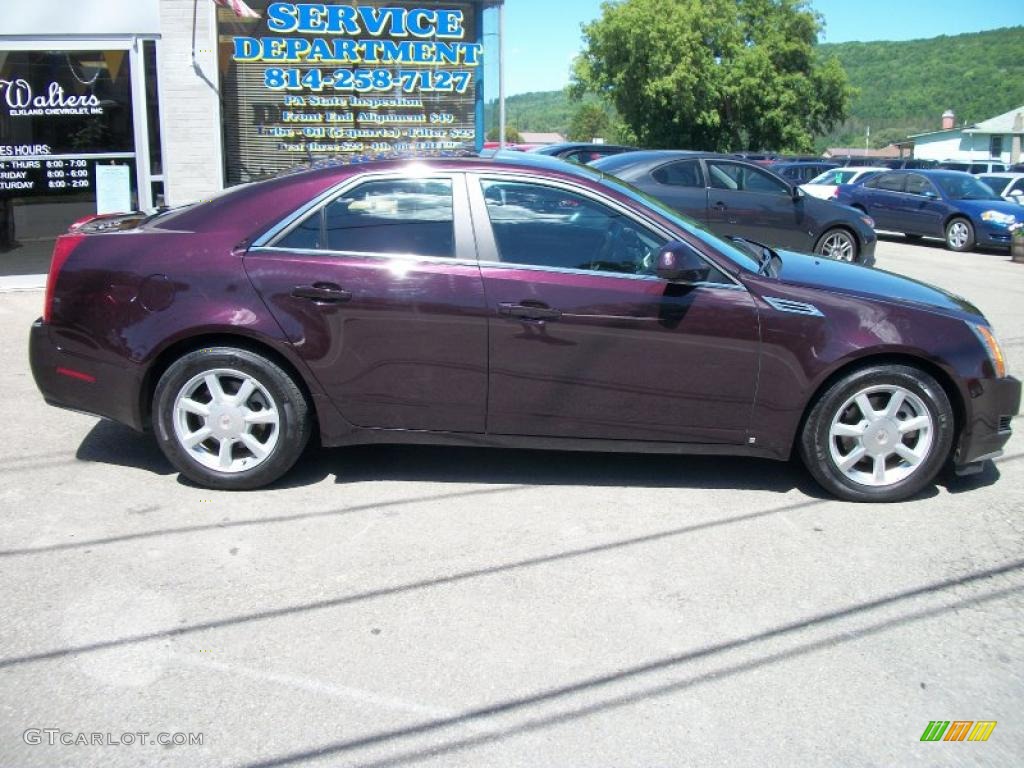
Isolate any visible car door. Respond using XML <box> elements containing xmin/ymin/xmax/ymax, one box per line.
<box><xmin>244</xmin><ymin>173</ymin><xmax>488</xmax><ymax>433</ymax></box>
<box><xmin>898</xmin><ymin>174</ymin><xmax>946</xmax><ymax>236</ymax></box>
<box><xmin>637</xmin><ymin>158</ymin><xmax>710</xmax><ymax>224</ymax></box>
<box><xmin>858</xmin><ymin>172</ymin><xmax>906</xmax><ymax>230</ymax></box>
<box><xmin>467</xmin><ymin>174</ymin><xmax>760</xmax><ymax>444</ymax></box>
<box><xmin>704</xmin><ymin>159</ymin><xmax>806</xmax><ymax>250</ymax></box>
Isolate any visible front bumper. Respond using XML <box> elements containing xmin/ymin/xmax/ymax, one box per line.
<box><xmin>977</xmin><ymin>224</ymin><xmax>1014</xmax><ymax>248</ymax></box>
<box><xmin>955</xmin><ymin>375</ymin><xmax>1022</xmax><ymax>466</ymax></box>
<box><xmin>29</xmin><ymin>319</ymin><xmax>146</xmax><ymax>431</ymax></box>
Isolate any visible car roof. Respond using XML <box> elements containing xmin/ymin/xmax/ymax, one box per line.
<box><xmin>979</xmin><ymin>172</ymin><xmax>1024</xmax><ymax>179</ymax></box>
<box><xmin>809</xmin><ymin>166</ymin><xmax>888</xmax><ymax>174</ymax></box>
<box><xmin>532</xmin><ymin>142</ymin><xmax>634</xmax><ymax>153</ymax></box>
<box><xmin>875</xmin><ymin>168</ymin><xmax>976</xmax><ymax>178</ymax></box>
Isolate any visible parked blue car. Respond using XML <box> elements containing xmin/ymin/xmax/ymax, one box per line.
<box><xmin>833</xmin><ymin>169</ymin><xmax>1020</xmax><ymax>252</ymax></box>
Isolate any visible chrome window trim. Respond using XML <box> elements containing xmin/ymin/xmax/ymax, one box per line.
<box><xmin>476</xmin><ymin>259</ymin><xmax>746</xmax><ymax>290</ymax></box>
<box><xmin>465</xmin><ymin>171</ymin><xmax>747</xmax><ymax>291</ymax></box>
<box><xmin>247</xmin><ymin>246</ymin><xmax>480</xmax><ymax>269</ymax></box>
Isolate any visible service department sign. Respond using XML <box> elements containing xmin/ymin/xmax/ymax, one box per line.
<box><xmin>218</xmin><ymin>1</ymin><xmax>485</xmax><ymax>184</ymax></box>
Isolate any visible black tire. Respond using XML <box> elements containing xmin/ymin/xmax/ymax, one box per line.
<box><xmin>153</xmin><ymin>347</ymin><xmax>312</xmax><ymax>490</ymax></box>
<box><xmin>799</xmin><ymin>365</ymin><xmax>955</xmax><ymax>502</ymax></box>
<box><xmin>814</xmin><ymin>227</ymin><xmax>859</xmax><ymax>263</ymax></box>
<box><xmin>944</xmin><ymin>217</ymin><xmax>975</xmax><ymax>252</ymax></box>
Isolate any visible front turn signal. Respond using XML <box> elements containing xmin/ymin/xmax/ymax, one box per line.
<box><xmin>972</xmin><ymin>323</ymin><xmax>1007</xmax><ymax>378</ymax></box>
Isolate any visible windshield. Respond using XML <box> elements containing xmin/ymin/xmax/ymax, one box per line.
<box><xmin>979</xmin><ymin>176</ymin><xmax>1010</xmax><ymax>195</ymax></box>
<box><xmin>809</xmin><ymin>169</ymin><xmax>858</xmax><ymax>185</ymax></box>
<box><xmin>594</xmin><ymin>171</ymin><xmax>762</xmax><ymax>271</ymax></box>
<box><xmin>933</xmin><ymin>174</ymin><xmax>1002</xmax><ymax>201</ymax></box>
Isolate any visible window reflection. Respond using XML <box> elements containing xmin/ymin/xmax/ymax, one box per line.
<box><xmin>480</xmin><ymin>180</ymin><xmax>665</xmax><ymax>275</ymax></box>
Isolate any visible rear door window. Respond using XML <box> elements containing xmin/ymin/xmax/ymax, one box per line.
<box><xmin>275</xmin><ymin>178</ymin><xmax>456</xmax><ymax>258</ymax></box>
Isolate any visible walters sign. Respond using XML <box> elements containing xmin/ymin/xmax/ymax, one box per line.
<box><xmin>0</xmin><ymin>80</ymin><xmax>103</xmax><ymax>117</ymax></box>
<box><xmin>218</xmin><ymin>1</ymin><xmax>485</xmax><ymax>185</ymax></box>
<box><xmin>0</xmin><ymin>50</ymin><xmax>134</xmax><ymax>198</ymax></box>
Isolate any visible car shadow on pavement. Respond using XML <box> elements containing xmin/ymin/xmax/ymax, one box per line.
<box><xmin>939</xmin><ymin>459</ymin><xmax>1002</xmax><ymax>495</ymax></box>
<box><xmin>74</xmin><ymin>421</ymin><xmax>996</xmax><ymax>501</ymax></box>
<box><xmin>283</xmin><ymin>443</ymin><xmax>829</xmax><ymax>498</ymax></box>
<box><xmin>876</xmin><ymin>232</ymin><xmax>1011</xmax><ymax>256</ymax></box>
<box><xmin>75</xmin><ymin>419</ymin><xmax>175</xmax><ymax>475</ymax></box>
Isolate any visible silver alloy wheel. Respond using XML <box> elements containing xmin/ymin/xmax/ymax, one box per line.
<box><xmin>172</xmin><ymin>368</ymin><xmax>280</xmax><ymax>474</ymax></box>
<box><xmin>819</xmin><ymin>231</ymin><xmax>855</xmax><ymax>261</ymax></box>
<box><xmin>828</xmin><ymin>385</ymin><xmax>934</xmax><ymax>487</ymax></box>
<box><xmin>948</xmin><ymin>220</ymin><xmax>970</xmax><ymax>249</ymax></box>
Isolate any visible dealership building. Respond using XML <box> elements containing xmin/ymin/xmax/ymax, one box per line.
<box><xmin>0</xmin><ymin>0</ymin><xmax>498</xmax><ymax>276</ymax></box>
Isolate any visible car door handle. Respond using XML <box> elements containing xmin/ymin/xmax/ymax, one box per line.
<box><xmin>713</xmin><ymin>201</ymin><xmax>728</xmax><ymax>211</ymax></box>
<box><xmin>498</xmin><ymin>301</ymin><xmax>562</xmax><ymax>321</ymax></box>
<box><xmin>291</xmin><ymin>283</ymin><xmax>353</xmax><ymax>304</ymax></box>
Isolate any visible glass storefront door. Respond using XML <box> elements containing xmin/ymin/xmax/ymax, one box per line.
<box><xmin>0</xmin><ymin>42</ymin><xmax>154</xmax><ymax>275</ymax></box>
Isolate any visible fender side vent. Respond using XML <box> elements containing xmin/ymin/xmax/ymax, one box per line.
<box><xmin>763</xmin><ymin>296</ymin><xmax>824</xmax><ymax>317</ymax></box>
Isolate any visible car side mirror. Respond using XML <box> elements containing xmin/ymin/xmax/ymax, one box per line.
<box><xmin>1011</xmin><ymin>189</ymin><xmax>1023</xmax><ymax>198</ymax></box>
<box><xmin>656</xmin><ymin>242</ymin><xmax>710</xmax><ymax>283</ymax></box>
<box><xmin>791</xmin><ymin>186</ymin><xmax>803</xmax><ymax>202</ymax></box>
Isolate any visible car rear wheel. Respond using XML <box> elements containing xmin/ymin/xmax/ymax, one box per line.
<box><xmin>799</xmin><ymin>365</ymin><xmax>954</xmax><ymax>502</ymax></box>
<box><xmin>945</xmin><ymin>218</ymin><xmax>975</xmax><ymax>252</ymax></box>
<box><xmin>153</xmin><ymin>347</ymin><xmax>312</xmax><ymax>490</ymax></box>
<box><xmin>815</xmin><ymin>228</ymin><xmax>859</xmax><ymax>262</ymax></box>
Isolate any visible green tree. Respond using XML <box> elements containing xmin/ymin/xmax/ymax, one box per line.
<box><xmin>567</xmin><ymin>102</ymin><xmax>612</xmax><ymax>141</ymax></box>
<box><xmin>572</xmin><ymin>0</ymin><xmax>852</xmax><ymax>152</ymax></box>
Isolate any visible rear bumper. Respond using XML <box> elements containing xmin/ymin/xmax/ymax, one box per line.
<box><xmin>29</xmin><ymin>319</ymin><xmax>146</xmax><ymax>431</ymax></box>
<box><xmin>955</xmin><ymin>375</ymin><xmax>1021</xmax><ymax>465</ymax></box>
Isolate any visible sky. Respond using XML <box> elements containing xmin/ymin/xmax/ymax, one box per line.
<box><xmin>496</xmin><ymin>0</ymin><xmax>1024</xmax><ymax>96</ymax></box>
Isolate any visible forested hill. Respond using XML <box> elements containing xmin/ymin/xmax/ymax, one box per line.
<box><xmin>817</xmin><ymin>26</ymin><xmax>1024</xmax><ymax>148</ymax></box>
<box><xmin>492</xmin><ymin>26</ymin><xmax>1024</xmax><ymax>150</ymax></box>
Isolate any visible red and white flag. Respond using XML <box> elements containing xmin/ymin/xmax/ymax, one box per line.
<box><xmin>213</xmin><ymin>0</ymin><xmax>261</xmax><ymax>19</ymax></box>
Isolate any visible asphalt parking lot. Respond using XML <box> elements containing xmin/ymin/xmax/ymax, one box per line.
<box><xmin>1</xmin><ymin>236</ymin><xmax>1022</xmax><ymax>767</ymax></box>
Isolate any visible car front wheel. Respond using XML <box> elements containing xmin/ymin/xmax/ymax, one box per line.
<box><xmin>153</xmin><ymin>347</ymin><xmax>312</xmax><ymax>490</ymax></box>
<box><xmin>945</xmin><ymin>218</ymin><xmax>975</xmax><ymax>252</ymax></box>
<box><xmin>815</xmin><ymin>228</ymin><xmax>859</xmax><ymax>262</ymax></box>
<box><xmin>799</xmin><ymin>365</ymin><xmax>954</xmax><ymax>502</ymax></box>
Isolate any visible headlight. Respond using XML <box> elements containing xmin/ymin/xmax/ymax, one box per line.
<box><xmin>980</xmin><ymin>210</ymin><xmax>1016</xmax><ymax>226</ymax></box>
<box><xmin>969</xmin><ymin>322</ymin><xmax>1007</xmax><ymax>378</ymax></box>
<box><xmin>859</xmin><ymin>215</ymin><xmax>875</xmax><ymax>229</ymax></box>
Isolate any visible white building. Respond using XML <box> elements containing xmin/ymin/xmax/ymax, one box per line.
<box><xmin>911</xmin><ymin>106</ymin><xmax>1024</xmax><ymax>164</ymax></box>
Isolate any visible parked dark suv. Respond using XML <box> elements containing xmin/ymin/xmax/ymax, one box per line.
<box><xmin>592</xmin><ymin>151</ymin><xmax>877</xmax><ymax>264</ymax></box>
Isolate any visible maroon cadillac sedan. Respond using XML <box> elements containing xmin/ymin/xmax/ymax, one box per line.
<box><xmin>30</xmin><ymin>153</ymin><xmax>1020</xmax><ymax>502</ymax></box>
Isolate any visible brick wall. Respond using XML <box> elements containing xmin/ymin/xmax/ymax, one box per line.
<box><xmin>158</xmin><ymin>0</ymin><xmax>225</xmax><ymax>206</ymax></box>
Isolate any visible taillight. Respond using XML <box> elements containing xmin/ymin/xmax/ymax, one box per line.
<box><xmin>43</xmin><ymin>234</ymin><xmax>85</xmax><ymax>324</ymax></box>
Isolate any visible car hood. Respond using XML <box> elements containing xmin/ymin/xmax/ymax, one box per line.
<box><xmin>771</xmin><ymin>250</ymin><xmax>983</xmax><ymax>319</ymax></box>
<box><xmin>954</xmin><ymin>198</ymin><xmax>1023</xmax><ymax>219</ymax></box>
